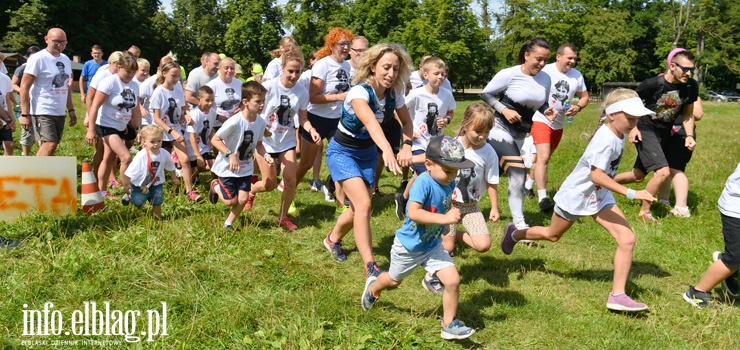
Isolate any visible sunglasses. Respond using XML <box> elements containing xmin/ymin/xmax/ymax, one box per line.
<box><xmin>337</xmin><ymin>41</ymin><xmax>351</xmax><ymax>47</ymax></box>
<box><xmin>673</xmin><ymin>62</ymin><xmax>695</xmax><ymax>74</ymax></box>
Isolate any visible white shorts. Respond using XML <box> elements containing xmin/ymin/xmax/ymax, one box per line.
<box><xmin>388</xmin><ymin>236</ymin><xmax>455</xmax><ymax>282</ymax></box>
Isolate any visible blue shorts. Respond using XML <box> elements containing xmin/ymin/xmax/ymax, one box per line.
<box><xmin>301</xmin><ymin>112</ymin><xmax>339</xmax><ymax>141</ymax></box>
<box><xmin>326</xmin><ymin>139</ymin><xmax>378</xmax><ymax>188</ymax></box>
<box><xmin>411</xmin><ymin>149</ymin><xmax>427</xmax><ymax>174</ymax></box>
<box><xmin>216</xmin><ymin>176</ymin><xmax>252</xmax><ymax>200</ymax></box>
<box><xmin>131</xmin><ymin>184</ymin><xmax>164</xmax><ymax>207</ymax></box>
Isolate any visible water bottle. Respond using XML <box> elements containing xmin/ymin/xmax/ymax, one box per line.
<box><xmin>564</xmin><ymin>102</ymin><xmax>574</xmax><ymax>123</ymax></box>
<box><xmin>14</xmin><ymin>104</ymin><xmax>21</xmax><ymax>119</ymax></box>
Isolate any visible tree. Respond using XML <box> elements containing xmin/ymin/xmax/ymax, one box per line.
<box><xmin>344</xmin><ymin>0</ymin><xmax>418</xmax><ymax>44</ymax></box>
<box><xmin>222</xmin><ymin>0</ymin><xmax>284</xmax><ymax>68</ymax></box>
<box><xmin>3</xmin><ymin>0</ymin><xmax>49</xmax><ymax>52</ymax></box>
<box><xmin>578</xmin><ymin>7</ymin><xmax>638</xmax><ymax>90</ymax></box>
<box><xmin>282</xmin><ymin>0</ymin><xmax>349</xmax><ymax>54</ymax></box>
<box><xmin>157</xmin><ymin>0</ymin><xmax>227</xmax><ymax>70</ymax></box>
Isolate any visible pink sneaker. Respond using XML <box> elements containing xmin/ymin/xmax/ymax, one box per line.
<box><xmin>278</xmin><ymin>217</ymin><xmax>297</xmax><ymax>231</ymax></box>
<box><xmin>171</xmin><ymin>152</ymin><xmax>179</xmax><ymax>164</ymax></box>
<box><xmin>606</xmin><ymin>293</ymin><xmax>649</xmax><ymax>312</ymax></box>
<box><xmin>245</xmin><ymin>193</ymin><xmax>255</xmax><ymax>210</ymax></box>
<box><xmin>187</xmin><ymin>190</ymin><xmax>202</xmax><ymax>202</ymax></box>
<box><xmin>109</xmin><ymin>179</ymin><xmax>121</xmax><ymax>189</ymax></box>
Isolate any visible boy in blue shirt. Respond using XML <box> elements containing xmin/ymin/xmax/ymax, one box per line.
<box><xmin>361</xmin><ymin>135</ymin><xmax>476</xmax><ymax>340</ymax></box>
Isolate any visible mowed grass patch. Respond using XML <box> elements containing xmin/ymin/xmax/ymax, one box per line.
<box><xmin>1</xmin><ymin>95</ymin><xmax>739</xmax><ymax>348</ymax></box>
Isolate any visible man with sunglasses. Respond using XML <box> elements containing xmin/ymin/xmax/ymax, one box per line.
<box><xmin>615</xmin><ymin>48</ymin><xmax>698</xmax><ymax>223</ymax></box>
<box><xmin>19</xmin><ymin>28</ymin><xmax>76</xmax><ymax>156</ymax></box>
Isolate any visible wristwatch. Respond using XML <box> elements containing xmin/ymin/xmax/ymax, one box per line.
<box><xmin>403</xmin><ymin>140</ymin><xmax>412</xmax><ymax>146</ymax></box>
<box><xmin>225</xmin><ymin>150</ymin><xmax>233</xmax><ymax>157</ymax></box>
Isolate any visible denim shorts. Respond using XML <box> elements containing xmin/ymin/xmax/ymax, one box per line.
<box><xmin>131</xmin><ymin>184</ymin><xmax>164</xmax><ymax>207</ymax></box>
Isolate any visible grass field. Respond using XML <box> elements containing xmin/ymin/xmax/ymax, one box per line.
<box><xmin>1</xmin><ymin>95</ymin><xmax>739</xmax><ymax>349</ymax></box>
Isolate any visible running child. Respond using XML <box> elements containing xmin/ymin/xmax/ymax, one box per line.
<box><xmin>421</xmin><ymin>103</ymin><xmax>500</xmax><ymax>294</ymax></box>
<box><xmin>186</xmin><ymin>85</ymin><xmax>217</xmax><ymax>180</ymax></box>
<box><xmin>394</xmin><ymin>57</ymin><xmax>456</xmax><ymax>220</ymax></box>
<box><xmin>248</xmin><ymin>51</ymin><xmax>313</xmax><ymax>231</ymax></box>
<box><xmin>361</xmin><ymin>135</ymin><xmax>476</xmax><ymax>340</ymax></box>
<box><xmin>683</xmin><ymin>162</ymin><xmax>740</xmax><ymax>307</ymax></box>
<box><xmin>500</xmin><ymin>88</ymin><xmax>656</xmax><ymax>312</ymax></box>
<box><xmin>121</xmin><ymin>125</ymin><xmax>180</xmax><ymax>217</ymax></box>
<box><xmin>208</xmin><ymin>82</ymin><xmax>271</xmax><ymax>231</ymax></box>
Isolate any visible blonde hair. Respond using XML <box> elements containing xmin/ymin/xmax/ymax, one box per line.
<box><xmin>421</xmin><ymin>56</ymin><xmax>446</xmax><ymax>72</ymax></box>
<box><xmin>588</xmin><ymin>88</ymin><xmax>640</xmax><ymax>140</ymax></box>
<box><xmin>352</xmin><ymin>43</ymin><xmax>412</xmax><ymax>95</ymax></box>
<box><xmin>140</xmin><ymin>125</ymin><xmax>164</xmax><ymax>140</ymax></box>
<box><xmin>280</xmin><ymin>50</ymin><xmax>305</xmax><ymax>69</ymax></box>
<box><xmin>270</xmin><ymin>36</ymin><xmax>299</xmax><ymax>58</ymax></box>
<box><xmin>458</xmin><ymin>102</ymin><xmax>494</xmax><ymax>137</ymax></box>
<box><xmin>137</xmin><ymin>58</ymin><xmax>150</xmax><ymax>69</ymax></box>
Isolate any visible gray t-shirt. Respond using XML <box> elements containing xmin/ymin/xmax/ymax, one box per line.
<box><xmin>185</xmin><ymin>68</ymin><xmax>216</xmax><ymax>95</ymax></box>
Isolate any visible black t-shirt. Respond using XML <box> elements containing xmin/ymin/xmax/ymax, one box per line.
<box><xmin>636</xmin><ymin>75</ymin><xmax>698</xmax><ymax>130</ymax></box>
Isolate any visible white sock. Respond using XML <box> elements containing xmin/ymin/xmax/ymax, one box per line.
<box><xmin>537</xmin><ymin>189</ymin><xmax>547</xmax><ymax>201</ymax></box>
<box><xmin>224</xmin><ymin>220</ymin><xmax>232</xmax><ymax>227</ymax></box>
<box><xmin>525</xmin><ymin>178</ymin><xmax>535</xmax><ymax>190</ymax></box>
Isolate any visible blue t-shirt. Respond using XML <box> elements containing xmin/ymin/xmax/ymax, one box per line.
<box><xmin>81</xmin><ymin>59</ymin><xmax>107</xmax><ymax>93</ymax></box>
<box><xmin>396</xmin><ymin>172</ymin><xmax>456</xmax><ymax>252</ymax></box>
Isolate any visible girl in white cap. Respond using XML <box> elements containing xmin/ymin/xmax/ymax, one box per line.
<box><xmin>500</xmin><ymin>88</ymin><xmax>656</xmax><ymax>312</ymax></box>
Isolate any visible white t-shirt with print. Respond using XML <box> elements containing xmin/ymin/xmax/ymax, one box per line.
<box><xmin>185</xmin><ymin>106</ymin><xmax>218</xmax><ymax>158</ymax></box>
<box><xmin>264</xmin><ymin>58</ymin><xmax>283</xmax><ymax>80</ymax></box>
<box><xmin>260</xmin><ymin>78</ymin><xmax>309</xmax><ymax>153</ymax></box>
<box><xmin>307</xmin><ymin>56</ymin><xmax>351</xmax><ymax>119</ymax></box>
<box><xmin>211</xmin><ymin>115</ymin><xmax>267</xmax><ymax>178</ymax></box>
<box><xmin>124</xmin><ymin>148</ymin><xmax>177</xmax><ymax>187</ymax></box>
<box><xmin>554</xmin><ymin>125</ymin><xmax>624</xmax><ymax>215</ymax></box>
<box><xmin>89</xmin><ymin>67</ymin><xmax>113</xmax><ymax>91</ymax></box>
<box><xmin>138</xmin><ymin>75</ymin><xmax>157</xmax><ymax>126</ymax></box>
<box><xmin>95</xmin><ymin>75</ymin><xmax>139</xmax><ymax>131</ymax></box>
<box><xmin>537</xmin><ymin>63</ymin><xmax>587</xmax><ymax>130</ymax></box>
<box><xmin>0</xmin><ymin>73</ymin><xmax>12</xmax><ymax>112</ymax></box>
<box><xmin>150</xmin><ymin>84</ymin><xmax>186</xmax><ymax>141</ymax></box>
<box><xmin>207</xmin><ymin>78</ymin><xmax>242</xmax><ymax>127</ymax></box>
<box><xmin>719</xmin><ymin>162</ymin><xmax>740</xmax><ymax>219</ymax></box>
<box><xmin>452</xmin><ymin>138</ymin><xmax>499</xmax><ymax>203</ymax></box>
<box><xmin>25</xmin><ymin>49</ymin><xmax>72</xmax><ymax>116</ymax></box>
<box><xmin>405</xmin><ymin>86</ymin><xmax>456</xmax><ymax>151</ymax></box>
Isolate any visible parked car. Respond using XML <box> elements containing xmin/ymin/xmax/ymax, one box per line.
<box><xmin>707</xmin><ymin>90</ymin><xmax>740</xmax><ymax>102</ymax></box>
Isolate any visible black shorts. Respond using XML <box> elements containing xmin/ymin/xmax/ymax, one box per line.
<box><xmin>301</xmin><ymin>112</ymin><xmax>339</xmax><ymax>141</ymax></box>
<box><xmin>268</xmin><ymin>146</ymin><xmax>296</xmax><ymax>159</ymax></box>
<box><xmin>633</xmin><ymin>126</ymin><xmax>671</xmax><ymax>173</ymax></box>
<box><xmin>0</xmin><ymin>128</ymin><xmax>12</xmax><ymax>141</ymax></box>
<box><xmin>95</xmin><ymin>124</ymin><xmax>126</xmax><ymax>139</ymax></box>
<box><xmin>665</xmin><ymin>132</ymin><xmax>695</xmax><ymax>172</ymax></box>
<box><xmin>216</xmin><ymin>176</ymin><xmax>252</xmax><ymax>200</ymax></box>
<box><xmin>378</xmin><ymin>122</ymin><xmax>401</xmax><ymax>154</ymax></box>
<box><xmin>123</xmin><ymin>124</ymin><xmax>137</xmax><ymax>141</ymax></box>
<box><xmin>721</xmin><ymin>213</ymin><xmax>740</xmax><ymax>271</ymax></box>
<box><xmin>202</xmin><ymin>151</ymin><xmax>216</xmax><ymax>160</ymax></box>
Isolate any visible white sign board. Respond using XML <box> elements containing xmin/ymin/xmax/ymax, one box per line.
<box><xmin>0</xmin><ymin>156</ymin><xmax>77</xmax><ymax>222</ymax></box>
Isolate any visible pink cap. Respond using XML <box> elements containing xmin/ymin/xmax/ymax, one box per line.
<box><xmin>667</xmin><ymin>48</ymin><xmax>686</xmax><ymax>69</ymax></box>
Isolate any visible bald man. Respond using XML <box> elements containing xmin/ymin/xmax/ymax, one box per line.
<box><xmin>20</xmin><ymin>28</ymin><xmax>76</xmax><ymax>156</ymax></box>
<box><xmin>185</xmin><ymin>52</ymin><xmax>220</xmax><ymax>106</ymax></box>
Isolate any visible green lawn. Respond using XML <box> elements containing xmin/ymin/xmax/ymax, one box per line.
<box><xmin>1</xmin><ymin>95</ymin><xmax>739</xmax><ymax>349</ymax></box>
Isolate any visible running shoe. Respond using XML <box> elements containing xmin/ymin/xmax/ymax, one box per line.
<box><xmin>683</xmin><ymin>286</ymin><xmax>714</xmax><ymax>308</ymax></box>
<box><xmin>538</xmin><ymin>197</ymin><xmax>555</xmax><ymax>213</ymax></box>
<box><xmin>714</xmin><ymin>251</ymin><xmax>740</xmax><ymax>298</ymax></box>
<box><xmin>187</xmin><ymin>190</ymin><xmax>202</xmax><ymax>202</ymax></box>
<box><xmin>606</xmin><ymin>292</ymin><xmax>649</xmax><ymax>312</ymax></box>
<box><xmin>394</xmin><ymin>193</ymin><xmax>407</xmax><ymax>220</ymax></box>
<box><xmin>365</xmin><ymin>261</ymin><xmax>385</xmax><ymax>279</ymax></box>
<box><xmin>321</xmin><ymin>184</ymin><xmax>336</xmax><ymax>202</ymax></box>
<box><xmin>277</xmin><ymin>179</ymin><xmax>284</xmax><ymax>192</ymax></box>
<box><xmin>440</xmin><ymin>318</ymin><xmax>475</xmax><ymax>340</ymax></box>
<box><xmin>245</xmin><ymin>193</ymin><xmax>255</xmax><ymax>210</ymax></box>
<box><xmin>361</xmin><ymin>276</ymin><xmax>378</xmax><ymax>311</ymax></box>
<box><xmin>422</xmin><ymin>272</ymin><xmax>444</xmax><ymax>294</ymax></box>
<box><xmin>209</xmin><ymin>179</ymin><xmax>219</xmax><ymax>204</ymax></box>
<box><xmin>278</xmin><ymin>217</ymin><xmax>298</xmax><ymax>231</ymax></box>
<box><xmin>309</xmin><ymin>180</ymin><xmax>323</xmax><ymax>191</ymax></box>
<box><xmin>323</xmin><ymin>233</ymin><xmax>346</xmax><ymax>262</ymax></box>
<box><xmin>501</xmin><ymin>223</ymin><xmax>517</xmax><ymax>255</ymax></box>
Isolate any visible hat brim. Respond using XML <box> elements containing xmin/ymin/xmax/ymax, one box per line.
<box><xmin>605</xmin><ymin>97</ymin><xmax>655</xmax><ymax>117</ymax></box>
<box><xmin>436</xmin><ymin>159</ymin><xmax>475</xmax><ymax>170</ymax></box>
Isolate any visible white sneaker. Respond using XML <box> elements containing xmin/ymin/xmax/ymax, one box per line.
<box><xmin>320</xmin><ymin>184</ymin><xmax>336</xmax><ymax>202</ymax></box>
<box><xmin>668</xmin><ymin>206</ymin><xmax>691</xmax><ymax>218</ymax></box>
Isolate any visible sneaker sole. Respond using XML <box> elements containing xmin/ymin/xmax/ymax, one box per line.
<box><xmin>682</xmin><ymin>292</ymin><xmax>705</xmax><ymax>308</ymax></box>
<box><xmin>361</xmin><ymin>276</ymin><xmax>377</xmax><ymax>311</ymax></box>
<box><xmin>441</xmin><ymin>328</ymin><xmax>475</xmax><ymax>340</ymax></box>
<box><xmin>606</xmin><ymin>302</ymin><xmax>649</xmax><ymax>312</ymax></box>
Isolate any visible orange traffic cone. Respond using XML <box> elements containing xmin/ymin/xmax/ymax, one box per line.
<box><xmin>80</xmin><ymin>160</ymin><xmax>105</xmax><ymax>214</ymax></box>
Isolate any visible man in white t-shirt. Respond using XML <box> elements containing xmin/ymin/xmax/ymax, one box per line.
<box><xmin>533</xmin><ymin>43</ymin><xmax>589</xmax><ymax>212</ymax></box>
<box><xmin>185</xmin><ymin>52</ymin><xmax>220</xmax><ymax>106</ymax></box>
<box><xmin>19</xmin><ymin>28</ymin><xmax>76</xmax><ymax>156</ymax></box>
<box><xmin>347</xmin><ymin>36</ymin><xmax>368</xmax><ymax>83</ymax></box>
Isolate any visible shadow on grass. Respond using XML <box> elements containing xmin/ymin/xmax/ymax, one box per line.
<box><xmin>462</xmin><ymin>256</ymin><xmax>548</xmax><ymax>288</ymax></box>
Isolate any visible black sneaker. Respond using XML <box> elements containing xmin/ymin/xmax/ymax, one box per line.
<box><xmin>0</xmin><ymin>237</ymin><xmax>25</xmax><ymax>251</ymax></box>
<box><xmin>121</xmin><ymin>193</ymin><xmax>131</xmax><ymax>206</ymax></box>
<box><xmin>683</xmin><ymin>286</ymin><xmax>713</xmax><ymax>308</ymax></box>
<box><xmin>714</xmin><ymin>252</ymin><xmax>740</xmax><ymax>297</ymax></box>
<box><xmin>394</xmin><ymin>193</ymin><xmax>407</xmax><ymax>220</ymax></box>
<box><xmin>398</xmin><ymin>180</ymin><xmax>409</xmax><ymax>193</ymax></box>
<box><xmin>525</xmin><ymin>187</ymin><xmax>535</xmax><ymax>199</ymax></box>
<box><xmin>373</xmin><ymin>187</ymin><xmax>384</xmax><ymax>196</ymax></box>
<box><xmin>539</xmin><ymin>197</ymin><xmax>555</xmax><ymax>213</ymax></box>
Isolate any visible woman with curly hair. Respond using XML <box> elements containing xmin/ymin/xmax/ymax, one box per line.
<box><xmin>295</xmin><ymin>27</ymin><xmax>354</xmax><ymax>214</ymax></box>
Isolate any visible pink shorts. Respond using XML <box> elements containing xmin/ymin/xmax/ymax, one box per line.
<box><xmin>531</xmin><ymin>122</ymin><xmax>563</xmax><ymax>150</ymax></box>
